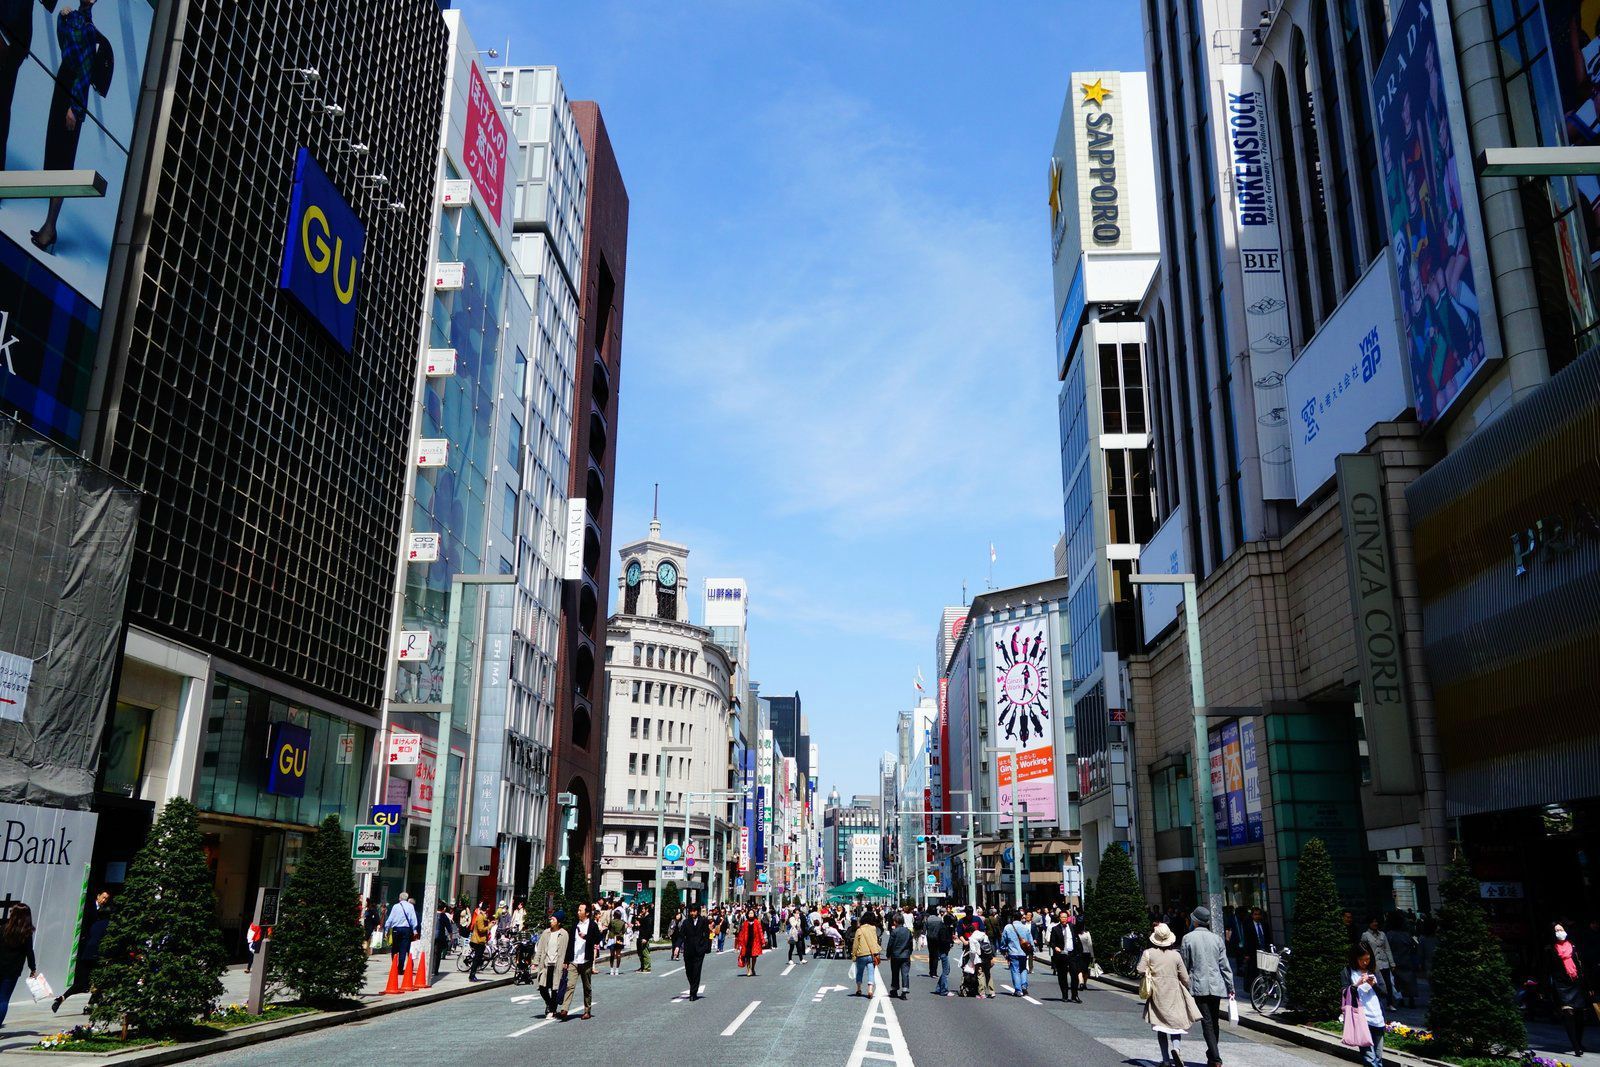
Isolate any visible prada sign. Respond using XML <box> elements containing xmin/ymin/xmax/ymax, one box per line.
<box><xmin>1336</xmin><ymin>453</ymin><xmax>1419</xmax><ymax>795</ymax></box>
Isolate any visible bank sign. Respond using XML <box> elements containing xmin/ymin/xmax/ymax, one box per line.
<box><xmin>0</xmin><ymin>801</ymin><xmax>96</xmax><ymax>1003</ymax></box>
<box><xmin>1285</xmin><ymin>250</ymin><xmax>1410</xmax><ymax>503</ymax></box>
<box><xmin>1220</xmin><ymin>65</ymin><xmax>1295</xmax><ymax>500</ymax></box>
<box><xmin>279</xmin><ymin>149</ymin><xmax>364</xmax><ymax>352</ymax></box>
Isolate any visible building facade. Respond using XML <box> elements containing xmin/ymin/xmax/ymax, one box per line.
<box><xmin>85</xmin><ymin>0</ymin><xmax>450</xmax><ymax>951</ymax></box>
<box><xmin>1047</xmin><ymin>70</ymin><xmax>1161</xmax><ymax>879</ymax></box>
<box><xmin>597</xmin><ymin>520</ymin><xmax>737</xmax><ymax>898</ymax></box>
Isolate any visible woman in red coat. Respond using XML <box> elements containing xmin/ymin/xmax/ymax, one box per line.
<box><xmin>737</xmin><ymin>911</ymin><xmax>766</xmax><ymax>976</ymax></box>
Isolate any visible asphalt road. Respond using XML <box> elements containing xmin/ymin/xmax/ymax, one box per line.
<box><xmin>194</xmin><ymin>947</ymin><xmax>1356</xmax><ymax>1067</ymax></box>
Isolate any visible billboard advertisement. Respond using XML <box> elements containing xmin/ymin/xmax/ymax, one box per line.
<box><xmin>1373</xmin><ymin>0</ymin><xmax>1492</xmax><ymax>424</ymax></box>
<box><xmin>0</xmin><ymin>0</ymin><xmax>156</xmax><ymax>446</ymax></box>
<box><xmin>1285</xmin><ymin>250</ymin><xmax>1410</xmax><ymax>503</ymax></box>
<box><xmin>278</xmin><ymin>148</ymin><xmax>364</xmax><ymax>352</ymax></box>
<box><xmin>1221</xmin><ymin>721</ymin><xmax>1246</xmax><ymax>846</ymax></box>
<box><xmin>1220</xmin><ymin>64</ymin><xmax>1296</xmax><ymax>497</ymax></box>
<box><xmin>989</xmin><ymin>618</ymin><xmax>1058</xmax><ymax>827</ymax></box>
<box><xmin>1241</xmin><ymin>720</ymin><xmax>1264</xmax><ymax>843</ymax></box>
<box><xmin>1539</xmin><ymin>0</ymin><xmax>1600</xmax><ymax>317</ymax></box>
<box><xmin>1210</xmin><ymin>719</ymin><xmax>1264</xmax><ymax>845</ymax></box>
<box><xmin>462</xmin><ymin>62</ymin><xmax>507</xmax><ymax>225</ymax></box>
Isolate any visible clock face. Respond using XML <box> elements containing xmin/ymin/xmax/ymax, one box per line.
<box><xmin>657</xmin><ymin>560</ymin><xmax>678</xmax><ymax>588</ymax></box>
<box><xmin>625</xmin><ymin>561</ymin><xmax>642</xmax><ymax>588</ymax></box>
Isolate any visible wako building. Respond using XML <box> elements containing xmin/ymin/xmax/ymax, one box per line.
<box><xmin>1047</xmin><ymin>70</ymin><xmax>1159</xmax><ymax>881</ymax></box>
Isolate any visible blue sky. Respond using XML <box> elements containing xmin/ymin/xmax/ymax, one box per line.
<box><xmin>460</xmin><ymin>0</ymin><xmax>1147</xmax><ymax>799</ymax></box>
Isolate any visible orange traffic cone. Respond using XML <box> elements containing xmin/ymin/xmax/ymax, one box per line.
<box><xmin>399</xmin><ymin>951</ymin><xmax>416</xmax><ymax>992</ymax></box>
<box><xmin>416</xmin><ymin>952</ymin><xmax>431</xmax><ymax>989</ymax></box>
<box><xmin>382</xmin><ymin>953</ymin><xmax>402</xmax><ymax>994</ymax></box>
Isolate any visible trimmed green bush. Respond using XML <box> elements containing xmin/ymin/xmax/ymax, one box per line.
<box><xmin>269</xmin><ymin>814</ymin><xmax>366</xmax><ymax>1005</ymax></box>
<box><xmin>1286</xmin><ymin>837</ymin><xmax>1346</xmax><ymax>1019</ymax></box>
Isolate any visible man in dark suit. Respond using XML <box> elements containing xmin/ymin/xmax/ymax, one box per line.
<box><xmin>680</xmin><ymin>901</ymin><xmax>712</xmax><ymax>1001</ymax></box>
<box><xmin>1241</xmin><ymin>906</ymin><xmax>1272</xmax><ymax>989</ymax></box>
<box><xmin>1048</xmin><ymin>909</ymin><xmax>1086</xmax><ymax>1003</ymax></box>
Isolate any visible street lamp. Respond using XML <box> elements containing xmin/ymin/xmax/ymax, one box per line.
<box><xmin>949</xmin><ymin>789</ymin><xmax>979</xmax><ymax>912</ymax></box>
<box><xmin>1129</xmin><ymin>571</ymin><xmax>1223</xmax><ymax>933</ymax></box>
<box><xmin>683</xmin><ymin>788</ymin><xmax>747</xmax><ymax>905</ymax></box>
<box><xmin>982</xmin><ymin>743</ymin><xmax>1026</xmax><ymax>909</ymax></box>
<box><xmin>651</xmin><ymin>745</ymin><xmax>693</xmax><ymax>942</ymax></box>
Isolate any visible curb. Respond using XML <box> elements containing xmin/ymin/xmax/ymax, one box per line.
<box><xmin>18</xmin><ymin>976</ymin><xmax>514</xmax><ymax>1066</ymax></box>
<box><xmin>1032</xmin><ymin>954</ymin><xmax>1443</xmax><ymax>1067</ymax></box>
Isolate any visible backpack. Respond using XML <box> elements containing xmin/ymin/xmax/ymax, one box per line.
<box><xmin>979</xmin><ymin>935</ymin><xmax>996</xmax><ymax>962</ymax></box>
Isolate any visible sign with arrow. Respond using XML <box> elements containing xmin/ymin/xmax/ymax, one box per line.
<box><xmin>811</xmin><ymin>984</ymin><xmax>849</xmax><ymax>1003</ymax></box>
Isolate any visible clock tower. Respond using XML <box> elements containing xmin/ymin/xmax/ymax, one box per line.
<box><xmin>616</xmin><ymin>515</ymin><xmax>689</xmax><ymax>622</ymax></box>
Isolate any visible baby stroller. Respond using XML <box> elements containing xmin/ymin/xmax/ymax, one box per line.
<box><xmin>512</xmin><ymin>932</ymin><xmax>539</xmax><ymax>984</ymax></box>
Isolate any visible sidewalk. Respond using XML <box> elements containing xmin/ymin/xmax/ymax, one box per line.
<box><xmin>0</xmin><ymin>949</ymin><xmax>507</xmax><ymax>1065</ymax></box>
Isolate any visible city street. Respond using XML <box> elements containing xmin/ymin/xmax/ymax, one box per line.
<box><xmin>194</xmin><ymin>950</ymin><xmax>1351</xmax><ymax>1067</ymax></box>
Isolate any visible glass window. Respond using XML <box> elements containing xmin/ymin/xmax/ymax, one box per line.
<box><xmin>500</xmin><ymin>485</ymin><xmax>517</xmax><ymax>542</ymax></box>
<box><xmin>630</xmin><ymin>715</ymin><xmax>638</xmax><ymax>738</ymax></box>
<box><xmin>642</xmin><ymin>719</ymin><xmax>650</xmax><ymax>739</ymax></box>
<box><xmin>1099</xmin><ymin>343</ymin><xmax>1123</xmax><ymax>433</ymax></box>
<box><xmin>633</xmin><ymin>643</ymin><xmax>642</xmax><ymax>666</ymax></box>
<box><xmin>628</xmin><ymin>753</ymin><xmax>638</xmax><ymax>774</ymax></box>
<box><xmin>99</xmin><ymin>702</ymin><xmax>152</xmax><ymax>798</ymax></box>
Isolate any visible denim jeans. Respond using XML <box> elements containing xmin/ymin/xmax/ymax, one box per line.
<box><xmin>0</xmin><ymin>970</ymin><xmax>19</xmax><ymax>1025</ymax></box>
<box><xmin>1362</xmin><ymin>1026</ymin><xmax>1385</xmax><ymax>1067</ymax></box>
<box><xmin>854</xmin><ymin>956</ymin><xmax>875</xmax><ymax>988</ymax></box>
<box><xmin>934</xmin><ymin>948</ymin><xmax>951</xmax><ymax>994</ymax></box>
<box><xmin>1008</xmin><ymin>955</ymin><xmax>1029</xmax><ymax>993</ymax></box>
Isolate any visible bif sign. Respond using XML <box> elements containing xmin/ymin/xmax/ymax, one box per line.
<box><xmin>265</xmin><ymin>722</ymin><xmax>312</xmax><ymax>798</ymax></box>
<box><xmin>279</xmin><ymin>148</ymin><xmax>364</xmax><ymax>352</ymax></box>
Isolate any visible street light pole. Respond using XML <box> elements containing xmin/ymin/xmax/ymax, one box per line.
<box><xmin>949</xmin><ymin>789</ymin><xmax>978</xmax><ymax>912</ymax></box>
<box><xmin>981</xmin><ymin>744</ymin><xmax>1021</xmax><ymax>908</ymax></box>
<box><xmin>1130</xmin><ymin>572</ymin><xmax>1223</xmax><ymax>934</ymax></box>
<box><xmin>650</xmin><ymin>744</ymin><xmax>693</xmax><ymax>942</ymax></box>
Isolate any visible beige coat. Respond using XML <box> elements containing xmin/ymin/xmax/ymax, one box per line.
<box><xmin>1138</xmin><ymin>946</ymin><xmax>1202</xmax><ymax>1033</ymax></box>
<box><xmin>852</xmin><ymin>924</ymin><xmax>882</xmax><ymax>959</ymax></box>
<box><xmin>534</xmin><ymin>927</ymin><xmax>570</xmax><ymax>973</ymax></box>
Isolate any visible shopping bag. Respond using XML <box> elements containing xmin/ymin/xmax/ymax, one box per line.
<box><xmin>26</xmin><ymin>973</ymin><xmax>53</xmax><ymax>1001</ymax></box>
<box><xmin>1341</xmin><ymin>988</ymin><xmax>1373</xmax><ymax>1048</ymax></box>
<box><xmin>1138</xmin><ymin>971</ymin><xmax>1153</xmax><ymax>1001</ymax></box>
<box><xmin>1227</xmin><ymin>996</ymin><xmax>1239</xmax><ymax>1025</ymax></box>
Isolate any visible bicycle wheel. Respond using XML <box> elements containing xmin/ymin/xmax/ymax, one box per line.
<box><xmin>1251</xmin><ymin>974</ymin><xmax>1284</xmax><ymax>1015</ymax></box>
<box><xmin>457</xmin><ymin>946</ymin><xmax>473</xmax><ymax>972</ymax></box>
<box><xmin>491</xmin><ymin>947</ymin><xmax>514</xmax><ymax>974</ymax></box>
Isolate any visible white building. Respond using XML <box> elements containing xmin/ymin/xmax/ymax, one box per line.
<box><xmin>849</xmin><ymin>833</ymin><xmax>883</xmax><ymax>884</ymax></box>
<box><xmin>597</xmin><ymin>519</ymin><xmax>739</xmax><ymax>899</ymax></box>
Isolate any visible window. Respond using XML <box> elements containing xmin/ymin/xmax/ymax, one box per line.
<box><xmin>644</xmin><ymin>684</ymin><xmax>652</xmax><ymax>705</ymax></box>
<box><xmin>628</xmin><ymin>753</ymin><xmax>638</xmax><ymax>774</ymax></box>
<box><xmin>630</xmin><ymin>715</ymin><xmax>638</xmax><ymax>738</ymax></box>
<box><xmin>506</xmin><ymin>414</ymin><xmax>523</xmax><ymax>474</ymax></box>
<box><xmin>646</xmin><ymin>646</ymin><xmax>655</xmax><ymax>668</ymax></box>
<box><xmin>99</xmin><ymin>702</ymin><xmax>152</xmax><ymax>798</ymax></box>
<box><xmin>631</xmin><ymin>681</ymin><xmax>640</xmax><ymax>702</ymax></box>
<box><xmin>642</xmin><ymin>719</ymin><xmax>650</xmax><ymax>739</ymax></box>
<box><xmin>627</xmin><ymin>789</ymin><xmax>636</xmax><ymax>809</ymax></box>
<box><xmin>655</xmin><ymin>754</ymin><xmax>662</xmax><ymax>775</ymax></box>
<box><xmin>633</xmin><ymin>643</ymin><xmax>642</xmax><ymax>666</ymax></box>
<box><xmin>670</xmin><ymin>649</ymin><xmax>678</xmax><ymax>671</ymax></box>
<box><xmin>1099</xmin><ymin>343</ymin><xmax>1123</xmax><ymax>433</ymax></box>
<box><xmin>500</xmin><ymin>485</ymin><xmax>517</xmax><ymax>542</ymax></box>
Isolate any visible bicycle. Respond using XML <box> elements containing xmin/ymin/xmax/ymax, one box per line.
<box><xmin>1250</xmin><ymin>945</ymin><xmax>1291</xmax><ymax>1015</ymax></box>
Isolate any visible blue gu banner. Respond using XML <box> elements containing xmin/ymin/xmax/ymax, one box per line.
<box><xmin>278</xmin><ymin>148</ymin><xmax>364</xmax><ymax>351</ymax></box>
<box><xmin>1372</xmin><ymin>0</ymin><xmax>1489</xmax><ymax>424</ymax></box>
<box><xmin>265</xmin><ymin>722</ymin><xmax>312</xmax><ymax>798</ymax></box>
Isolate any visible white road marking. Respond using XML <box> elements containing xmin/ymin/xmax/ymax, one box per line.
<box><xmin>781</xmin><ymin>962</ymin><xmax>796</xmax><ymax>977</ymax></box>
<box><xmin>813</xmin><ymin>983</ymin><xmax>849</xmax><ymax>1002</ymax></box>
<box><xmin>846</xmin><ymin>964</ymin><xmax>913</xmax><ymax>1067</ymax></box>
<box><xmin>509</xmin><ymin>993</ymin><xmax>541</xmax><ymax>1003</ymax></box>
<box><xmin>657</xmin><ymin>965</ymin><xmax>685</xmax><ymax>978</ymax></box>
<box><xmin>720</xmin><ymin>999</ymin><xmax>761</xmax><ymax>1037</ymax></box>
<box><xmin>1024</xmin><ymin>994</ymin><xmax>1043</xmax><ymax>1005</ymax></box>
<box><xmin>505</xmin><ymin>1018</ymin><xmax>553</xmax><ymax>1037</ymax></box>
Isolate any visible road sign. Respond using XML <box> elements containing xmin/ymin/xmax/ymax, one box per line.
<box><xmin>1003</xmin><ymin>846</ymin><xmax>1015</xmax><ymax>865</ymax></box>
<box><xmin>663</xmin><ymin>843</ymin><xmax>683</xmax><ymax>863</ymax></box>
<box><xmin>937</xmin><ymin>834</ymin><xmax>963</xmax><ymax>846</ymax></box>
<box><xmin>352</xmin><ymin>825</ymin><xmax>387</xmax><ymax>860</ymax></box>
<box><xmin>734</xmin><ymin>877</ymin><xmax>745</xmax><ymax>889</ymax></box>
<box><xmin>925</xmin><ymin>873</ymin><xmax>938</xmax><ymax>885</ymax></box>
<box><xmin>662</xmin><ymin>861</ymin><xmax>686</xmax><ymax>881</ymax></box>
<box><xmin>926</xmin><ymin>890</ymin><xmax>946</xmax><ymax>899</ymax></box>
<box><xmin>354</xmin><ymin>857</ymin><xmax>380</xmax><ymax>875</ymax></box>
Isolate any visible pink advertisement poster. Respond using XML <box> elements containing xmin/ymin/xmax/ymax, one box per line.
<box><xmin>463</xmin><ymin>63</ymin><xmax>508</xmax><ymax>224</ymax></box>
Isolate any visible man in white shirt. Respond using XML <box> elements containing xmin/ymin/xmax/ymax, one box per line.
<box><xmin>384</xmin><ymin>892</ymin><xmax>420</xmax><ymax>972</ymax></box>
<box><xmin>560</xmin><ymin>903</ymin><xmax>603</xmax><ymax>1019</ymax></box>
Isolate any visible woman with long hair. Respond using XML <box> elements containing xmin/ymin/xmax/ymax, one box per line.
<box><xmin>0</xmin><ymin>902</ymin><xmax>39</xmax><ymax>1030</ymax></box>
<box><xmin>1348</xmin><ymin>942</ymin><xmax>1387</xmax><ymax>1067</ymax></box>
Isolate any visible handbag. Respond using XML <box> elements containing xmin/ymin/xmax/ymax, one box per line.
<box><xmin>1139</xmin><ymin>971</ymin><xmax>1153</xmax><ymax>1001</ymax></box>
<box><xmin>1227</xmin><ymin>996</ymin><xmax>1239</xmax><ymax>1025</ymax></box>
<box><xmin>26</xmin><ymin>973</ymin><xmax>52</xmax><ymax>1001</ymax></box>
<box><xmin>1341</xmin><ymin>987</ymin><xmax>1374</xmax><ymax>1048</ymax></box>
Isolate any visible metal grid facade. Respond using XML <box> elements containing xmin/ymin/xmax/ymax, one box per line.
<box><xmin>97</xmin><ymin>0</ymin><xmax>449</xmax><ymax>711</ymax></box>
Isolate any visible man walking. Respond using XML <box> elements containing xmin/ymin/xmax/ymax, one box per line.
<box><xmin>680</xmin><ymin>902</ymin><xmax>712</xmax><ymax>1001</ymax></box>
<box><xmin>1000</xmin><ymin>909</ymin><xmax>1033</xmax><ymax>997</ymax></box>
<box><xmin>928</xmin><ymin>907</ymin><xmax>954</xmax><ymax>995</ymax></box>
<box><xmin>885</xmin><ymin>913</ymin><xmax>913</xmax><ymax>1000</ymax></box>
<box><xmin>633</xmin><ymin>904</ymin><xmax>652</xmax><ymax>972</ymax></box>
<box><xmin>1048</xmin><ymin>909</ymin><xmax>1086</xmax><ymax>1003</ymax></box>
<box><xmin>560</xmin><ymin>902</ymin><xmax>603</xmax><ymax>1020</ymax></box>
<box><xmin>385</xmin><ymin>892</ymin><xmax>420</xmax><ymax>977</ymax></box>
<box><xmin>923</xmin><ymin>908</ymin><xmax>945</xmax><ymax>977</ymax></box>
<box><xmin>1182</xmin><ymin>906</ymin><xmax>1235</xmax><ymax>1067</ymax></box>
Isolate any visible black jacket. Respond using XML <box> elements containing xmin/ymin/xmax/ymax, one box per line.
<box><xmin>564</xmin><ymin>918</ymin><xmax>604</xmax><ymax>965</ymax></box>
<box><xmin>925</xmin><ymin>916</ymin><xmax>949</xmax><ymax>951</ymax></box>
<box><xmin>1242</xmin><ymin>917</ymin><xmax>1272</xmax><ymax>956</ymax></box>
<box><xmin>680</xmin><ymin>916</ymin><xmax>712</xmax><ymax>956</ymax></box>
<box><xmin>1049</xmin><ymin>923</ymin><xmax>1084</xmax><ymax>956</ymax></box>
<box><xmin>885</xmin><ymin>927</ymin><xmax>913</xmax><ymax>960</ymax></box>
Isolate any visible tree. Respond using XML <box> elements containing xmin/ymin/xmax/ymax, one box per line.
<box><xmin>563</xmin><ymin>861</ymin><xmax>592</xmax><ymax>925</ymax></box>
<box><xmin>1428</xmin><ymin>853</ymin><xmax>1526</xmax><ymax>1057</ymax></box>
<box><xmin>1084</xmin><ymin>843</ymin><xmax>1148</xmax><ymax>976</ymax></box>
<box><xmin>660</xmin><ymin>880</ymin><xmax>682</xmax><ymax>932</ymax></box>
<box><xmin>528</xmin><ymin>863</ymin><xmax>563</xmax><ymax>930</ymax></box>
<box><xmin>91</xmin><ymin>798</ymin><xmax>228</xmax><ymax>1035</ymax></box>
<box><xmin>1286</xmin><ymin>837</ymin><xmax>1346</xmax><ymax>1019</ymax></box>
<box><xmin>268</xmin><ymin>815</ymin><xmax>366</xmax><ymax>1006</ymax></box>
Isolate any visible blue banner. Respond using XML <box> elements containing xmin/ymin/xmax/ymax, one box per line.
<box><xmin>278</xmin><ymin>148</ymin><xmax>364</xmax><ymax>352</ymax></box>
<box><xmin>265</xmin><ymin>722</ymin><xmax>311</xmax><ymax>798</ymax></box>
<box><xmin>1373</xmin><ymin>0</ymin><xmax>1489</xmax><ymax>424</ymax></box>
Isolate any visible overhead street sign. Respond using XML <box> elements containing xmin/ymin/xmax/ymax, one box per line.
<box><xmin>937</xmin><ymin>835</ymin><xmax>963</xmax><ymax>846</ymax></box>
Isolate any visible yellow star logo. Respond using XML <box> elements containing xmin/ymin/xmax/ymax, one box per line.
<box><xmin>1048</xmin><ymin>158</ymin><xmax>1063</xmax><ymax>226</ymax></box>
<box><xmin>1080</xmin><ymin>78</ymin><xmax>1112</xmax><ymax>107</ymax></box>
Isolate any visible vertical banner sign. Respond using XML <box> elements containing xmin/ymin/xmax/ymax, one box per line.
<box><xmin>1220</xmin><ymin>65</ymin><xmax>1296</xmax><ymax>497</ymax></box>
<box><xmin>1373</xmin><ymin>0</ymin><xmax>1492</xmax><ymax>424</ymax></box>
<box><xmin>937</xmin><ymin>676</ymin><xmax>952</xmax><ymax>836</ymax></box>
<box><xmin>1221</xmin><ymin>721</ymin><xmax>1246</xmax><ymax>845</ymax></box>
<box><xmin>1241</xmin><ymin>720</ymin><xmax>1265</xmax><ymax>843</ymax></box>
<box><xmin>1073</xmin><ymin>72</ymin><xmax>1132</xmax><ymax>251</ymax></box>
<box><xmin>739</xmin><ymin>826</ymin><xmax>750</xmax><ymax>872</ymax></box>
<box><xmin>989</xmin><ymin>618</ymin><xmax>1058</xmax><ymax>826</ymax></box>
<box><xmin>757</xmin><ymin>732</ymin><xmax>774</xmax><ymax>866</ymax></box>
<box><xmin>470</xmin><ymin>586</ymin><xmax>513</xmax><ymax>847</ymax></box>
<box><xmin>264</xmin><ymin>722</ymin><xmax>311</xmax><ymax>798</ymax></box>
<box><xmin>563</xmin><ymin>499</ymin><xmax>586</xmax><ymax>580</ymax></box>
<box><xmin>1208</xmin><ymin>731</ymin><xmax>1228</xmax><ymax>841</ymax></box>
<box><xmin>1336</xmin><ymin>453</ymin><xmax>1419</xmax><ymax>793</ymax></box>
<box><xmin>462</xmin><ymin>63</ymin><xmax>508</xmax><ymax>224</ymax></box>
<box><xmin>1540</xmin><ymin>0</ymin><xmax>1600</xmax><ymax>325</ymax></box>
<box><xmin>277</xmin><ymin>148</ymin><xmax>365</xmax><ymax>353</ymax></box>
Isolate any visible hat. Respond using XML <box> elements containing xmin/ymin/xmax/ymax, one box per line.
<box><xmin>1150</xmin><ymin>922</ymin><xmax>1177</xmax><ymax>947</ymax></box>
<box><xmin>1191</xmin><ymin>906</ymin><xmax>1212</xmax><ymax>927</ymax></box>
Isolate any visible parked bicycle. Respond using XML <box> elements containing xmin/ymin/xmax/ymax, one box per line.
<box><xmin>1250</xmin><ymin>944</ymin><xmax>1291</xmax><ymax>1015</ymax></box>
